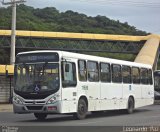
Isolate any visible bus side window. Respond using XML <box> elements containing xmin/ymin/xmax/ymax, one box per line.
<box><xmin>132</xmin><ymin>67</ymin><xmax>140</xmax><ymax>84</ymax></box>
<box><xmin>140</xmin><ymin>68</ymin><xmax>148</xmax><ymax>85</ymax></box>
<box><xmin>78</xmin><ymin>60</ymin><xmax>87</xmax><ymax>81</ymax></box>
<box><xmin>61</xmin><ymin>62</ymin><xmax>77</xmax><ymax>87</ymax></box>
<box><xmin>122</xmin><ymin>65</ymin><xmax>131</xmax><ymax>84</ymax></box>
<box><xmin>112</xmin><ymin>64</ymin><xmax>122</xmax><ymax>83</ymax></box>
<box><xmin>87</xmin><ymin>61</ymin><xmax>99</xmax><ymax>82</ymax></box>
<box><xmin>100</xmin><ymin>62</ymin><xmax>111</xmax><ymax>82</ymax></box>
<box><xmin>148</xmin><ymin>69</ymin><xmax>153</xmax><ymax>85</ymax></box>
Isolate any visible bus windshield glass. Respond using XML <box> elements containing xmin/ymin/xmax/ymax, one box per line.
<box><xmin>14</xmin><ymin>63</ymin><xmax>60</xmax><ymax>93</ymax></box>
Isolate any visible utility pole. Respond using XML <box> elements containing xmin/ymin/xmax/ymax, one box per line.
<box><xmin>2</xmin><ymin>0</ymin><xmax>26</xmax><ymax>65</ymax></box>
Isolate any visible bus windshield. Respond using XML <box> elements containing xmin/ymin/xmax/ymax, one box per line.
<box><xmin>14</xmin><ymin>63</ymin><xmax>60</xmax><ymax>93</ymax></box>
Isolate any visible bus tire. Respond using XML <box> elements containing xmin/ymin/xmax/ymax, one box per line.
<box><xmin>73</xmin><ymin>98</ymin><xmax>87</xmax><ymax>120</ymax></box>
<box><xmin>127</xmin><ymin>97</ymin><xmax>134</xmax><ymax>114</ymax></box>
<box><xmin>34</xmin><ymin>113</ymin><xmax>47</xmax><ymax>120</ymax></box>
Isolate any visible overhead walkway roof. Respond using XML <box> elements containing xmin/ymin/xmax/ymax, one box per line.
<box><xmin>0</xmin><ymin>30</ymin><xmax>160</xmax><ymax>70</ymax></box>
<box><xmin>1</xmin><ymin>30</ymin><xmax>159</xmax><ymax>41</ymax></box>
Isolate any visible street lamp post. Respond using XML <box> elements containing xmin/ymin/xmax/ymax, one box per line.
<box><xmin>2</xmin><ymin>0</ymin><xmax>26</xmax><ymax>65</ymax></box>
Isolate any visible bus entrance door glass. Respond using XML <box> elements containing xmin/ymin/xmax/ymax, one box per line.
<box><xmin>61</xmin><ymin>61</ymin><xmax>77</xmax><ymax>113</ymax></box>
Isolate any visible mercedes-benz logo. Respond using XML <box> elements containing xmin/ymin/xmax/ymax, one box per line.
<box><xmin>35</xmin><ymin>84</ymin><xmax>40</xmax><ymax>92</ymax></box>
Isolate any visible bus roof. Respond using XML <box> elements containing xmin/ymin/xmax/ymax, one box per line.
<box><xmin>17</xmin><ymin>50</ymin><xmax>152</xmax><ymax>69</ymax></box>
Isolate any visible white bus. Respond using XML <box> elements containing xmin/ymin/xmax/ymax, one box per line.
<box><xmin>13</xmin><ymin>50</ymin><xmax>154</xmax><ymax>120</ymax></box>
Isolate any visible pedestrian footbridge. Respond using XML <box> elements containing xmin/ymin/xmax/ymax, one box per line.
<box><xmin>0</xmin><ymin>30</ymin><xmax>160</xmax><ymax>103</ymax></box>
<box><xmin>134</xmin><ymin>36</ymin><xmax>160</xmax><ymax>70</ymax></box>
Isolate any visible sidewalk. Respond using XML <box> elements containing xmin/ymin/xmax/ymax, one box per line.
<box><xmin>0</xmin><ymin>104</ymin><xmax>13</xmax><ymax>112</ymax></box>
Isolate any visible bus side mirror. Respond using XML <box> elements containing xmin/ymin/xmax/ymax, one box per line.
<box><xmin>65</xmin><ymin>64</ymin><xmax>70</xmax><ymax>72</ymax></box>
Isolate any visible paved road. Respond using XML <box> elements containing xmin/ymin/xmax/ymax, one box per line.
<box><xmin>0</xmin><ymin>105</ymin><xmax>160</xmax><ymax>127</ymax></box>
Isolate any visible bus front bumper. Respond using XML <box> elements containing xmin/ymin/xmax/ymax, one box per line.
<box><xmin>13</xmin><ymin>102</ymin><xmax>61</xmax><ymax>114</ymax></box>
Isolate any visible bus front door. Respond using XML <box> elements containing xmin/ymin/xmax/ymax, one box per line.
<box><xmin>61</xmin><ymin>61</ymin><xmax>77</xmax><ymax>113</ymax></box>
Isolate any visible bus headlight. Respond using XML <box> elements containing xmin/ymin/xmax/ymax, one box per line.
<box><xmin>47</xmin><ymin>96</ymin><xmax>56</xmax><ymax>104</ymax></box>
<box><xmin>13</xmin><ymin>95</ymin><xmax>23</xmax><ymax>104</ymax></box>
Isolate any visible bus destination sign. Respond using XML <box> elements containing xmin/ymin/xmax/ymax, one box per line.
<box><xmin>16</xmin><ymin>52</ymin><xmax>59</xmax><ymax>63</ymax></box>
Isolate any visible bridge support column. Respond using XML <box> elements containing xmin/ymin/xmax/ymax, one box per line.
<box><xmin>134</xmin><ymin>36</ymin><xmax>160</xmax><ymax>70</ymax></box>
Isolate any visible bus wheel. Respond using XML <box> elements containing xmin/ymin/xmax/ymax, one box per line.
<box><xmin>74</xmin><ymin>99</ymin><xmax>87</xmax><ymax>120</ymax></box>
<box><xmin>34</xmin><ymin>113</ymin><xmax>47</xmax><ymax>120</ymax></box>
<box><xmin>127</xmin><ymin>97</ymin><xmax>134</xmax><ymax>114</ymax></box>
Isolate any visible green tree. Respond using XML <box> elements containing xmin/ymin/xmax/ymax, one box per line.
<box><xmin>0</xmin><ymin>4</ymin><xmax>149</xmax><ymax>64</ymax></box>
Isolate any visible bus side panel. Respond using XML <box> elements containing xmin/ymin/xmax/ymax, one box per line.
<box><xmin>145</xmin><ymin>85</ymin><xmax>154</xmax><ymax>105</ymax></box>
<box><xmin>76</xmin><ymin>82</ymin><xmax>92</xmax><ymax>110</ymax></box>
<box><xmin>132</xmin><ymin>84</ymin><xmax>143</xmax><ymax>108</ymax></box>
<box><xmin>112</xmin><ymin>83</ymin><xmax>123</xmax><ymax>109</ymax></box>
<box><xmin>101</xmin><ymin>83</ymin><xmax>123</xmax><ymax>110</ymax></box>
<box><xmin>141</xmin><ymin>85</ymin><xmax>154</xmax><ymax>107</ymax></box>
<box><xmin>101</xmin><ymin>83</ymin><xmax>116</xmax><ymax>110</ymax></box>
<box><xmin>141</xmin><ymin>85</ymin><xmax>148</xmax><ymax>106</ymax></box>
<box><xmin>121</xmin><ymin>84</ymin><xmax>132</xmax><ymax>109</ymax></box>
<box><xmin>61</xmin><ymin>88</ymin><xmax>77</xmax><ymax>113</ymax></box>
<box><xmin>87</xmin><ymin>82</ymin><xmax>101</xmax><ymax>111</ymax></box>
<box><xmin>61</xmin><ymin>100</ymin><xmax>77</xmax><ymax>113</ymax></box>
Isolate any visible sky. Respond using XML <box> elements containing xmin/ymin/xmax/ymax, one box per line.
<box><xmin>1</xmin><ymin>0</ymin><xmax>160</xmax><ymax>34</ymax></box>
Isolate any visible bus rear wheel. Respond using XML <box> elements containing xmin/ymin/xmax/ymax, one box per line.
<box><xmin>34</xmin><ymin>113</ymin><xmax>47</xmax><ymax>120</ymax></box>
<box><xmin>127</xmin><ymin>97</ymin><xmax>134</xmax><ymax>114</ymax></box>
<box><xmin>73</xmin><ymin>99</ymin><xmax>87</xmax><ymax>120</ymax></box>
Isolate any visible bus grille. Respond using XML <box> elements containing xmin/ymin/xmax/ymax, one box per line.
<box><xmin>26</xmin><ymin>106</ymin><xmax>43</xmax><ymax>110</ymax></box>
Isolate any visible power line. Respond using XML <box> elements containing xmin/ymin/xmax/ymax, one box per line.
<box><xmin>79</xmin><ymin>0</ymin><xmax>160</xmax><ymax>6</ymax></box>
<box><xmin>72</xmin><ymin>0</ymin><xmax>160</xmax><ymax>8</ymax></box>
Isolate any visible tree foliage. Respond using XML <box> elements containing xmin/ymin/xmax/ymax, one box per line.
<box><xmin>0</xmin><ymin>4</ymin><xmax>148</xmax><ymax>64</ymax></box>
<box><xmin>0</xmin><ymin>4</ymin><xmax>147</xmax><ymax>35</ymax></box>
